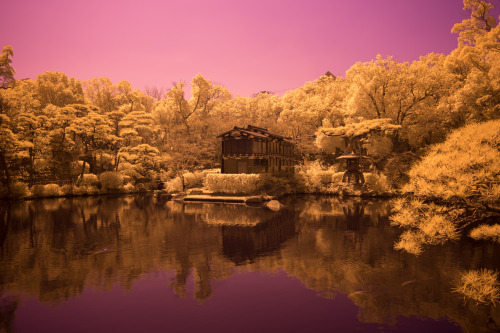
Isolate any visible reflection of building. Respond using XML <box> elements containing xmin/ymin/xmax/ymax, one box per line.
<box><xmin>218</xmin><ymin>125</ymin><xmax>295</xmax><ymax>175</ymax></box>
<box><xmin>221</xmin><ymin>210</ymin><xmax>297</xmax><ymax>265</ymax></box>
<box><xmin>179</xmin><ymin>202</ymin><xmax>297</xmax><ymax>265</ymax></box>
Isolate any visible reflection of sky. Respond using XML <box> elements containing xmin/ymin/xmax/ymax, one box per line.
<box><xmin>3</xmin><ymin>0</ymin><xmax>499</xmax><ymax>97</ymax></box>
<box><xmin>2</xmin><ymin>196</ymin><xmax>497</xmax><ymax>332</ymax></box>
<box><xmin>14</xmin><ymin>270</ymin><xmax>461</xmax><ymax>333</ymax></box>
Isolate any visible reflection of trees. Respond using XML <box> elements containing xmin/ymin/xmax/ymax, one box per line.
<box><xmin>0</xmin><ymin>196</ymin><xmax>499</xmax><ymax>331</ymax></box>
<box><xmin>0</xmin><ymin>293</ymin><xmax>19</xmax><ymax>333</ymax></box>
<box><xmin>245</xmin><ymin>197</ymin><xmax>500</xmax><ymax>332</ymax></box>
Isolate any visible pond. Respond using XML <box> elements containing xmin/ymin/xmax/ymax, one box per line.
<box><xmin>0</xmin><ymin>195</ymin><xmax>499</xmax><ymax>333</ymax></box>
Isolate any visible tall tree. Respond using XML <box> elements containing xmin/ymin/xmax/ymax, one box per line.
<box><xmin>36</xmin><ymin>72</ymin><xmax>85</xmax><ymax>108</ymax></box>
<box><xmin>0</xmin><ymin>45</ymin><xmax>15</xmax><ymax>88</ymax></box>
<box><xmin>452</xmin><ymin>0</ymin><xmax>497</xmax><ymax>46</ymax></box>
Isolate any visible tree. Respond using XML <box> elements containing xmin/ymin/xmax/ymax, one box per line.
<box><xmin>278</xmin><ymin>73</ymin><xmax>346</xmax><ymax>158</ymax></box>
<box><xmin>0</xmin><ymin>114</ymin><xmax>32</xmax><ymax>187</ymax></box>
<box><xmin>67</xmin><ymin>106</ymin><xmax>116</xmax><ymax>176</ymax></box>
<box><xmin>35</xmin><ymin>72</ymin><xmax>85</xmax><ymax>108</ymax></box>
<box><xmin>445</xmin><ymin>3</ymin><xmax>500</xmax><ymax>124</ymax></box>
<box><xmin>0</xmin><ymin>45</ymin><xmax>15</xmax><ymax>88</ymax></box>
<box><xmin>42</xmin><ymin>105</ymin><xmax>80</xmax><ymax>180</ymax></box>
<box><xmin>452</xmin><ymin>0</ymin><xmax>497</xmax><ymax>46</ymax></box>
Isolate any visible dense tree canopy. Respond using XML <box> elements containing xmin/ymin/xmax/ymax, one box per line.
<box><xmin>0</xmin><ymin>0</ymin><xmax>498</xmax><ymax>192</ymax></box>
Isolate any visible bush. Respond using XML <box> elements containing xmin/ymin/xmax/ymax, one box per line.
<box><xmin>73</xmin><ymin>186</ymin><xmax>98</xmax><ymax>196</ymax></box>
<box><xmin>135</xmin><ymin>183</ymin><xmax>147</xmax><ymax>193</ymax></box>
<box><xmin>30</xmin><ymin>184</ymin><xmax>45</xmax><ymax>198</ymax></box>
<box><xmin>43</xmin><ymin>184</ymin><xmax>61</xmax><ymax>197</ymax></box>
<box><xmin>73</xmin><ymin>186</ymin><xmax>87</xmax><ymax>196</ymax></box>
<box><xmin>9</xmin><ymin>182</ymin><xmax>29</xmax><ymax>199</ymax></box>
<box><xmin>183</xmin><ymin>171</ymin><xmax>204</xmax><ymax>188</ymax></box>
<box><xmin>206</xmin><ymin>174</ymin><xmax>261</xmax><ymax>194</ymax></box>
<box><xmin>404</xmin><ymin>120</ymin><xmax>500</xmax><ymax>205</ymax></box>
<box><xmin>331</xmin><ymin>172</ymin><xmax>344</xmax><ymax>184</ymax></box>
<box><xmin>363</xmin><ymin>173</ymin><xmax>391</xmax><ymax>194</ymax></box>
<box><xmin>99</xmin><ymin>172</ymin><xmax>123</xmax><ymax>193</ymax></box>
<box><xmin>61</xmin><ymin>184</ymin><xmax>73</xmax><ymax>196</ymax></box>
<box><xmin>123</xmin><ymin>183</ymin><xmax>135</xmax><ymax>193</ymax></box>
<box><xmin>383</xmin><ymin>152</ymin><xmax>419</xmax><ymax>188</ymax></box>
<box><xmin>79</xmin><ymin>174</ymin><xmax>99</xmax><ymax>187</ymax></box>
<box><xmin>295</xmin><ymin>161</ymin><xmax>339</xmax><ymax>193</ymax></box>
<box><xmin>165</xmin><ymin>177</ymin><xmax>183</xmax><ymax>193</ymax></box>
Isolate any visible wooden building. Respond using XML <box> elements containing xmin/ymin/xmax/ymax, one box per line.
<box><xmin>218</xmin><ymin>125</ymin><xmax>295</xmax><ymax>175</ymax></box>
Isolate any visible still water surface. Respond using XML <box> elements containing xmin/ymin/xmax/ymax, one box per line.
<box><xmin>1</xmin><ymin>195</ymin><xmax>499</xmax><ymax>332</ymax></box>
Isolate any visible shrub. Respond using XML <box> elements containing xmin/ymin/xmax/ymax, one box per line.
<box><xmin>79</xmin><ymin>174</ymin><xmax>99</xmax><ymax>187</ymax></box>
<box><xmin>44</xmin><ymin>184</ymin><xmax>61</xmax><ymax>197</ymax></box>
<box><xmin>99</xmin><ymin>172</ymin><xmax>123</xmax><ymax>193</ymax></box>
<box><xmin>331</xmin><ymin>172</ymin><xmax>344</xmax><ymax>184</ymax></box>
<box><xmin>73</xmin><ymin>186</ymin><xmax>87</xmax><ymax>196</ymax></box>
<box><xmin>183</xmin><ymin>171</ymin><xmax>204</xmax><ymax>188</ymax></box>
<box><xmin>295</xmin><ymin>161</ymin><xmax>339</xmax><ymax>193</ymax></box>
<box><xmin>73</xmin><ymin>185</ymin><xmax>99</xmax><ymax>196</ymax></box>
<box><xmin>206</xmin><ymin>174</ymin><xmax>261</xmax><ymax>194</ymax></box>
<box><xmin>9</xmin><ymin>182</ymin><xmax>29</xmax><ymax>199</ymax></box>
<box><xmin>165</xmin><ymin>177</ymin><xmax>183</xmax><ymax>193</ymax></box>
<box><xmin>123</xmin><ymin>183</ymin><xmax>135</xmax><ymax>193</ymax></box>
<box><xmin>383</xmin><ymin>152</ymin><xmax>419</xmax><ymax>188</ymax></box>
<box><xmin>135</xmin><ymin>183</ymin><xmax>147</xmax><ymax>193</ymax></box>
<box><xmin>61</xmin><ymin>184</ymin><xmax>73</xmax><ymax>196</ymax></box>
<box><xmin>404</xmin><ymin>120</ymin><xmax>500</xmax><ymax>205</ymax></box>
<box><xmin>363</xmin><ymin>173</ymin><xmax>391</xmax><ymax>194</ymax></box>
<box><xmin>30</xmin><ymin>184</ymin><xmax>45</xmax><ymax>198</ymax></box>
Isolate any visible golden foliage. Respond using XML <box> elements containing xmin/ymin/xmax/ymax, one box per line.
<box><xmin>390</xmin><ymin>198</ymin><xmax>459</xmax><ymax>255</ymax></box>
<box><xmin>404</xmin><ymin>119</ymin><xmax>500</xmax><ymax>205</ymax></box>
<box><xmin>453</xmin><ymin>269</ymin><xmax>500</xmax><ymax>305</ymax></box>
<box><xmin>470</xmin><ymin>224</ymin><xmax>500</xmax><ymax>243</ymax></box>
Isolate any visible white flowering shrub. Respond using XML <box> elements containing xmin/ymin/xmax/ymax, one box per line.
<box><xmin>206</xmin><ymin>174</ymin><xmax>262</xmax><ymax>194</ymax></box>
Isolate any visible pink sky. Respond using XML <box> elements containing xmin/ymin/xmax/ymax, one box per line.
<box><xmin>1</xmin><ymin>0</ymin><xmax>496</xmax><ymax>97</ymax></box>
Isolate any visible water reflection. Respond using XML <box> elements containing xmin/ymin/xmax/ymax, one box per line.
<box><xmin>0</xmin><ymin>195</ymin><xmax>499</xmax><ymax>332</ymax></box>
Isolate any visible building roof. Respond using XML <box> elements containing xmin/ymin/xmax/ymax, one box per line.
<box><xmin>217</xmin><ymin>125</ymin><xmax>291</xmax><ymax>142</ymax></box>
